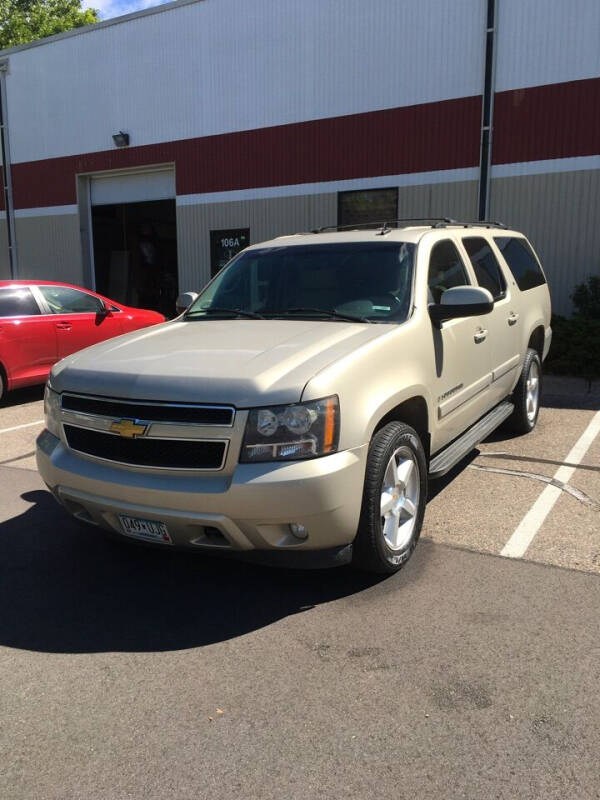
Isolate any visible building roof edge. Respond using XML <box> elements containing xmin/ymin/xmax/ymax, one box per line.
<box><xmin>0</xmin><ymin>0</ymin><xmax>205</xmax><ymax>58</ymax></box>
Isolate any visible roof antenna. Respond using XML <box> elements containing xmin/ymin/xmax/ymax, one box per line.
<box><xmin>375</xmin><ymin>221</ymin><xmax>391</xmax><ymax>236</ymax></box>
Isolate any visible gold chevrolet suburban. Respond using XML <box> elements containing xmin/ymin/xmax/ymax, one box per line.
<box><xmin>36</xmin><ymin>220</ymin><xmax>552</xmax><ymax>574</ymax></box>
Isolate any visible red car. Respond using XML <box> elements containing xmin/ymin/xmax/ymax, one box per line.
<box><xmin>0</xmin><ymin>280</ymin><xmax>165</xmax><ymax>401</ymax></box>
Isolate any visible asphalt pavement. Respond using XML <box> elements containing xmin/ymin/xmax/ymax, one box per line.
<box><xmin>0</xmin><ymin>377</ymin><xmax>599</xmax><ymax>799</ymax></box>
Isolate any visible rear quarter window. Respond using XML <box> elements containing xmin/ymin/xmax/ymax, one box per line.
<box><xmin>494</xmin><ymin>237</ymin><xmax>546</xmax><ymax>291</ymax></box>
<box><xmin>0</xmin><ymin>287</ymin><xmax>41</xmax><ymax>317</ymax></box>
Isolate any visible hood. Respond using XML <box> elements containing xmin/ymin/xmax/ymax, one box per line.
<box><xmin>50</xmin><ymin>318</ymin><xmax>388</xmax><ymax>406</ymax></box>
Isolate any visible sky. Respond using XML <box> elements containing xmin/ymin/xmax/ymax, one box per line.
<box><xmin>82</xmin><ymin>0</ymin><xmax>172</xmax><ymax>20</ymax></box>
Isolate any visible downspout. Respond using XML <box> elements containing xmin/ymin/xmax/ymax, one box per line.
<box><xmin>0</xmin><ymin>58</ymin><xmax>18</xmax><ymax>277</ymax></box>
<box><xmin>477</xmin><ymin>0</ymin><xmax>498</xmax><ymax>220</ymax></box>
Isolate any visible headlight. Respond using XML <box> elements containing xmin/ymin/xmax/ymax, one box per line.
<box><xmin>241</xmin><ymin>396</ymin><xmax>339</xmax><ymax>462</ymax></box>
<box><xmin>44</xmin><ymin>384</ymin><xmax>62</xmax><ymax>438</ymax></box>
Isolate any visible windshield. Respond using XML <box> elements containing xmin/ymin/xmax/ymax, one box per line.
<box><xmin>185</xmin><ymin>242</ymin><xmax>416</xmax><ymax>323</ymax></box>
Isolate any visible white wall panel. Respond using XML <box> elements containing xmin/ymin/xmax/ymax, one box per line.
<box><xmin>91</xmin><ymin>168</ymin><xmax>175</xmax><ymax>205</ymax></box>
<box><xmin>5</xmin><ymin>0</ymin><xmax>485</xmax><ymax>164</ymax></box>
<box><xmin>495</xmin><ymin>0</ymin><xmax>600</xmax><ymax>91</ymax></box>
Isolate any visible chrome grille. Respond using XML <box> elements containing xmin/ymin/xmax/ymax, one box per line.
<box><xmin>64</xmin><ymin>425</ymin><xmax>227</xmax><ymax>470</ymax></box>
<box><xmin>59</xmin><ymin>393</ymin><xmax>234</xmax><ymax>470</ymax></box>
<box><xmin>61</xmin><ymin>394</ymin><xmax>234</xmax><ymax>426</ymax></box>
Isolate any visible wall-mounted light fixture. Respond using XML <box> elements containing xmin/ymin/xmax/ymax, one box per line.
<box><xmin>112</xmin><ymin>131</ymin><xmax>130</xmax><ymax>148</ymax></box>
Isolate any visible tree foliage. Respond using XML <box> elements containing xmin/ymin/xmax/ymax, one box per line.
<box><xmin>571</xmin><ymin>275</ymin><xmax>600</xmax><ymax>320</ymax></box>
<box><xmin>545</xmin><ymin>276</ymin><xmax>600</xmax><ymax>388</ymax></box>
<box><xmin>0</xmin><ymin>0</ymin><xmax>99</xmax><ymax>50</ymax></box>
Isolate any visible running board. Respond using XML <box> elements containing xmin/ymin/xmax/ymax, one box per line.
<box><xmin>429</xmin><ymin>400</ymin><xmax>514</xmax><ymax>479</ymax></box>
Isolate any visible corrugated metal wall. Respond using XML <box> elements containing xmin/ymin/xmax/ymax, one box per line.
<box><xmin>489</xmin><ymin>169</ymin><xmax>600</xmax><ymax>315</ymax></box>
<box><xmin>0</xmin><ymin>221</ymin><xmax>9</xmax><ymax>278</ymax></box>
<box><xmin>396</xmin><ymin>181</ymin><xmax>478</xmax><ymax>221</ymax></box>
<box><xmin>494</xmin><ymin>0</ymin><xmax>600</xmax><ymax>91</ymax></box>
<box><xmin>14</xmin><ymin>215</ymin><xmax>82</xmax><ymax>284</ymax></box>
<box><xmin>4</xmin><ymin>0</ymin><xmax>486</xmax><ymax>165</ymax></box>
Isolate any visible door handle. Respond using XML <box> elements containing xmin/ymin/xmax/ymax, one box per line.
<box><xmin>474</xmin><ymin>328</ymin><xmax>487</xmax><ymax>343</ymax></box>
<box><xmin>55</xmin><ymin>322</ymin><xmax>72</xmax><ymax>330</ymax></box>
<box><xmin>507</xmin><ymin>312</ymin><xmax>519</xmax><ymax>326</ymax></box>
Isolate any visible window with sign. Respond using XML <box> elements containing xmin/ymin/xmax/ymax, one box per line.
<box><xmin>210</xmin><ymin>228</ymin><xmax>250</xmax><ymax>277</ymax></box>
<box><xmin>338</xmin><ymin>188</ymin><xmax>398</xmax><ymax>228</ymax></box>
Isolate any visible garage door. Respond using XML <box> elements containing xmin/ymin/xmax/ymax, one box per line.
<box><xmin>91</xmin><ymin>168</ymin><xmax>175</xmax><ymax>206</ymax></box>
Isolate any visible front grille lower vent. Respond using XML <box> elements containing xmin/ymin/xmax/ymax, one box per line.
<box><xmin>64</xmin><ymin>425</ymin><xmax>227</xmax><ymax>470</ymax></box>
<box><xmin>61</xmin><ymin>394</ymin><xmax>234</xmax><ymax>426</ymax></box>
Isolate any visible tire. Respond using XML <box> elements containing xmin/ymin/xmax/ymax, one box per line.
<box><xmin>0</xmin><ymin>366</ymin><xmax>6</xmax><ymax>405</ymax></box>
<box><xmin>509</xmin><ymin>348</ymin><xmax>542</xmax><ymax>435</ymax></box>
<box><xmin>352</xmin><ymin>422</ymin><xmax>427</xmax><ymax>574</ymax></box>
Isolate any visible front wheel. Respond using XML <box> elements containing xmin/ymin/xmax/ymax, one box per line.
<box><xmin>352</xmin><ymin>422</ymin><xmax>427</xmax><ymax>574</ymax></box>
<box><xmin>509</xmin><ymin>348</ymin><xmax>542</xmax><ymax>434</ymax></box>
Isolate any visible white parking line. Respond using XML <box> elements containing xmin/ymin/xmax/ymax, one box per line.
<box><xmin>0</xmin><ymin>420</ymin><xmax>45</xmax><ymax>435</ymax></box>
<box><xmin>501</xmin><ymin>410</ymin><xmax>600</xmax><ymax>559</ymax></box>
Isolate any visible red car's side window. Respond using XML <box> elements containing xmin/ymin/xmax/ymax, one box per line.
<box><xmin>0</xmin><ymin>288</ymin><xmax>41</xmax><ymax>317</ymax></box>
<box><xmin>37</xmin><ymin>286</ymin><xmax>104</xmax><ymax>314</ymax></box>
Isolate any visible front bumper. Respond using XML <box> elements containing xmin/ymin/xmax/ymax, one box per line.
<box><xmin>36</xmin><ymin>430</ymin><xmax>367</xmax><ymax>558</ymax></box>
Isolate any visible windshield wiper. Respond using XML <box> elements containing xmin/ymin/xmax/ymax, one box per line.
<box><xmin>185</xmin><ymin>307</ymin><xmax>265</xmax><ymax>319</ymax></box>
<box><xmin>272</xmin><ymin>307</ymin><xmax>372</xmax><ymax>323</ymax></box>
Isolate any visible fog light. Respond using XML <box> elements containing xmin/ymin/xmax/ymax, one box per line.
<box><xmin>289</xmin><ymin>523</ymin><xmax>308</xmax><ymax>540</ymax></box>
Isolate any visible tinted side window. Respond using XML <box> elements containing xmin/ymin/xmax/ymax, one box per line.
<box><xmin>38</xmin><ymin>286</ymin><xmax>104</xmax><ymax>314</ymax></box>
<box><xmin>462</xmin><ymin>237</ymin><xmax>506</xmax><ymax>300</ymax></box>
<box><xmin>427</xmin><ymin>240</ymin><xmax>470</xmax><ymax>304</ymax></box>
<box><xmin>494</xmin><ymin>237</ymin><xmax>546</xmax><ymax>291</ymax></box>
<box><xmin>0</xmin><ymin>287</ymin><xmax>41</xmax><ymax>317</ymax></box>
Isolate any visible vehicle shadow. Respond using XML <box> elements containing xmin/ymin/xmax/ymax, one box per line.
<box><xmin>0</xmin><ymin>490</ymin><xmax>430</xmax><ymax>655</ymax></box>
<box><xmin>0</xmin><ymin>384</ymin><xmax>45</xmax><ymax>408</ymax></box>
<box><xmin>427</xmin><ymin>450</ymin><xmax>479</xmax><ymax>502</ymax></box>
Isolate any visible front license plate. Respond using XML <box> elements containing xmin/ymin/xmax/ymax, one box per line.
<box><xmin>119</xmin><ymin>515</ymin><xmax>173</xmax><ymax>544</ymax></box>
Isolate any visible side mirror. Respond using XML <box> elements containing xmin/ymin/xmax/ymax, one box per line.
<box><xmin>176</xmin><ymin>291</ymin><xmax>199</xmax><ymax>316</ymax></box>
<box><xmin>428</xmin><ymin>286</ymin><xmax>493</xmax><ymax>326</ymax></box>
<box><xmin>97</xmin><ymin>300</ymin><xmax>110</xmax><ymax>317</ymax></box>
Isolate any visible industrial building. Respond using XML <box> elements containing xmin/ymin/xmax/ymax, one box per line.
<box><xmin>0</xmin><ymin>0</ymin><xmax>598</xmax><ymax>315</ymax></box>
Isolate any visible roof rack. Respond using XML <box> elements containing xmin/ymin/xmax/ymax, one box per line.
<box><xmin>439</xmin><ymin>220</ymin><xmax>508</xmax><ymax>229</ymax></box>
<box><xmin>311</xmin><ymin>218</ymin><xmax>456</xmax><ymax>234</ymax></box>
<box><xmin>310</xmin><ymin>218</ymin><xmax>507</xmax><ymax>234</ymax></box>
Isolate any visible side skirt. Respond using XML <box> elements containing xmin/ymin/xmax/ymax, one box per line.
<box><xmin>429</xmin><ymin>400</ymin><xmax>514</xmax><ymax>479</ymax></box>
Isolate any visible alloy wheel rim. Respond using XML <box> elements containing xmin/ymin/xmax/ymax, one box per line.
<box><xmin>526</xmin><ymin>360</ymin><xmax>540</xmax><ymax>423</ymax></box>
<box><xmin>380</xmin><ymin>446</ymin><xmax>420</xmax><ymax>552</ymax></box>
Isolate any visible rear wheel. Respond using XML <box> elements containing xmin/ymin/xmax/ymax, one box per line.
<box><xmin>352</xmin><ymin>422</ymin><xmax>427</xmax><ymax>574</ymax></box>
<box><xmin>509</xmin><ymin>348</ymin><xmax>541</xmax><ymax>434</ymax></box>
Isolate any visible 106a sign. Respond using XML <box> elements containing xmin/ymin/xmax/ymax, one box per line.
<box><xmin>210</xmin><ymin>228</ymin><xmax>250</xmax><ymax>277</ymax></box>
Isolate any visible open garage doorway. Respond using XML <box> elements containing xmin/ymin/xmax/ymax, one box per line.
<box><xmin>91</xmin><ymin>199</ymin><xmax>178</xmax><ymax>317</ymax></box>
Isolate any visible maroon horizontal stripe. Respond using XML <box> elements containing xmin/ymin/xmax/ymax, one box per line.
<box><xmin>492</xmin><ymin>77</ymin><xmax>600</xmax><ymax>165</ymax></box>
<box><xmin>8</xmin><ymin>77</ymin><xmax>599</xmax><ymax>210</ymax></box>
<box><xmin>10</xmin><ymin>95</ymin><xmax>481</xmax><ymax>209</ymax></box>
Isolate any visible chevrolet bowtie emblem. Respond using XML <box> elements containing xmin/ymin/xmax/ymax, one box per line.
<box><xmin>109</xmin><ymin>419</ymin><xmax>148</xmax><ymax>438</ymax></box>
